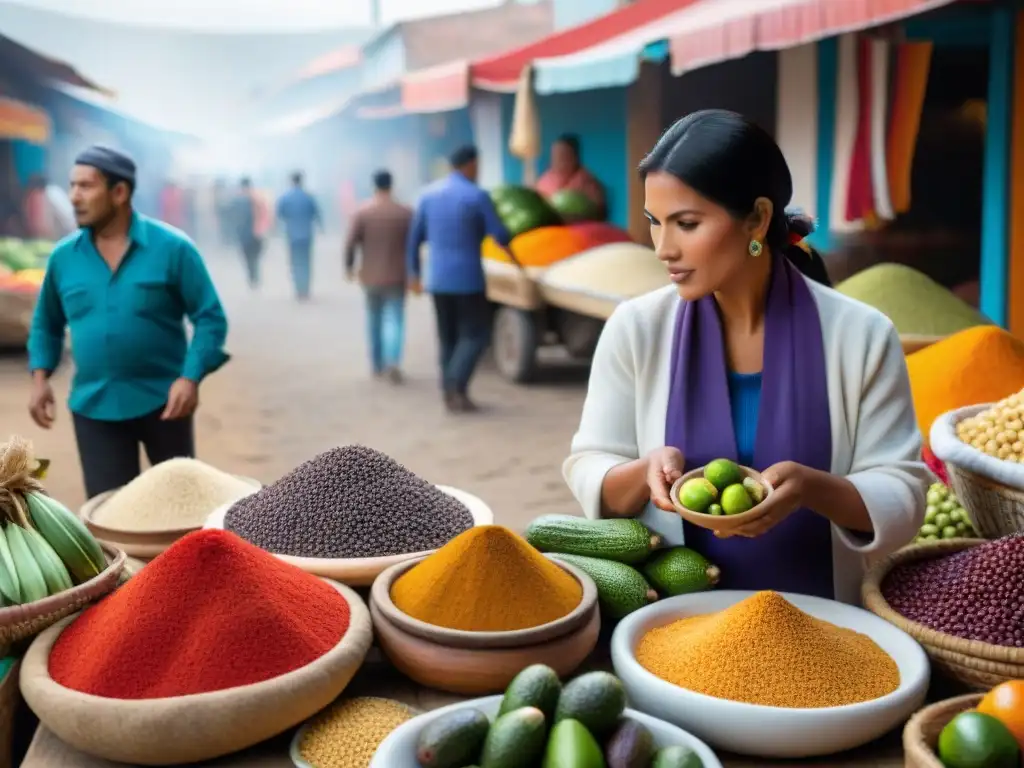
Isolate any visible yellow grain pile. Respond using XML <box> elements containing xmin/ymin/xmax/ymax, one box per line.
<box><xmin>297</xmin><ymin>697</ymin><xmax>415</xmax><ymax>767</ymax></box>
<box><xmin>636</xmin><ymin>591</ymin><xmax>899</xmax><ymax>708</ymax></box>
<box><xmin>93</xmin><ymin>458</ymin><xmax>257</xmax><ymax>532</ymax></box>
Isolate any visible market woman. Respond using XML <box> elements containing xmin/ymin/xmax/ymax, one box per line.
<box><xmin>563</xmin><ymin>110</ymin><xmax>930</xmax><ymax>605</ymax></box>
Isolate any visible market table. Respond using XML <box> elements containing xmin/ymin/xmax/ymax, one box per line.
<box><xmin>22</xmin><ymin>646</ymin><xmax>907</xmax><ymax>768</ymax></box>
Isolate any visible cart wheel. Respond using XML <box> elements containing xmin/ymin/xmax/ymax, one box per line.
<box><xmin>493</xmin><ymin>307</ymin><xmax>539</xmax><ymax>383</ymax></box>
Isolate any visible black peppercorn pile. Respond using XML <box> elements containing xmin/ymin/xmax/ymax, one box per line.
<box><xmin>224</xmin><ymin>446</ymin><xmax>475</xmax><ymax>559</ymax></box>
<box><xmin>881</xmin><ymin>535</ymin><xmax>1024</xmax><ymax>648</ymax></box>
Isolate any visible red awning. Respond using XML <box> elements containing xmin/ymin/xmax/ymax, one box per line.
<box><xmin>401</xmin><ymin>60</ymin><xmax>470</xmax><ymax>113</ymax></box>
<box><xmin>666</xmin><ymin>0</ymin><xmax>957</xmax><ymax>76</ymax></box>
<box><xmin>470</xmin><ymin>0</ymin><xmax>686</xmax><ymax>92</ymax></box>
<box><xmin>0</xmin><ymin>97</ymin><xmax>50</xmax><ymax>143</ymax></box>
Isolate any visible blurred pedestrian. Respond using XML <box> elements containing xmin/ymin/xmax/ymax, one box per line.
<box><xmin>276</xmin><ymin>171</ymin><xmax>322</xmax><ymax>301</ymax></box>
<box><xmin>407</xmin><ymin>145</ymin><xmax>511</xmax><ymax>413</ymax></box>
<box><xmin>232</xmin><ymin>177</ymin><xmax>263</xmax><ymax>289</ymax></box>
<box><xmin>27</xmin><ymin>146</ymin><xmax>229</xmax><ymax>499</ymax></box>
<box><xmin>344</xmin><ymin>169</ymin><xmax>412</xmax><ymax>383</ymax></box>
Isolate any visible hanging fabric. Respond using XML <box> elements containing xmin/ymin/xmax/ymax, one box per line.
<box><xmin>869</xmin><ymin>38</ymin><xmax>895</xmax><ymax>221</ymax></box>
<box><xmin>887</xmin><ymin>42</ymin><xmax>933</xmax><ymax>215</ymax></box>
<box><xmin>830</xmin><ymin>34</ymin><xmax>862</xmax><ymax>233</ymax></box>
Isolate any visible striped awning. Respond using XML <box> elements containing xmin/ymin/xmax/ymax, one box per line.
<box><xmin>0</xmin><ymin>97</ymin><xmax>50</xmax><ymax>143</ymax></box>
<box><xmin>533</xmin><ymin>0</ymin><xmax>958</xmax><ymax>94</ymax></box>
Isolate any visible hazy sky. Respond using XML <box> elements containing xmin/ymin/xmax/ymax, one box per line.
<box><xmin>0</xmin><ymin>0</ymin><xmax>506</xmax><ymax>31</ymax></box>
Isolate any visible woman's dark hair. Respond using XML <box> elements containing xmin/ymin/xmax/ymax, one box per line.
<box><xmin>639</xmin><ymin>110</ymin><xmax>830</xmax><ymax>286</ymax></box>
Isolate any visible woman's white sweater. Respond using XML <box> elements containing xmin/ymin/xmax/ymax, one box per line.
<box><xmin>562</xmin><ymin>280</ymin><xmax>932</xmax><ymax>604</ymax></box>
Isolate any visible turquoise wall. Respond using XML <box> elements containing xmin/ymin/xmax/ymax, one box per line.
<box><xmin>418</xmin><ymin>109</ymin><xmax>474</xmax><ymax>184</ymax></box>
<box><xmin>500</xmin><ymin>87</ymin><xmax>630</xmax><ymax>229</ymax></box>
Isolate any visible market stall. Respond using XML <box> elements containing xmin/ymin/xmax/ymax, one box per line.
<box><xmin>482</xmin><ymin>184</ymin><xmax>664</xmax><ymax>383</ymax></box>
<box><xmin>2</xmin><ymin>431</ymin><xmax>1022</xmax><ymax>768</ymax></box>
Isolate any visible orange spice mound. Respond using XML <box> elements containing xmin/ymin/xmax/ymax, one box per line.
<box><xmin>635</xmin><ymin>591</ymin><xmax>899</xmax><ymax>708</ymax></box>
<box><xmin>390</xmin><ymin>525</ymin><xmax>582</xmax><ymax>632</ymax></box>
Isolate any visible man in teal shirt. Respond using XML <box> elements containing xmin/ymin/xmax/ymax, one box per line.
<box><xmin>27</xmin><ymin>146</ymin><xmax>229</xmax><ymax>498</ymax></box>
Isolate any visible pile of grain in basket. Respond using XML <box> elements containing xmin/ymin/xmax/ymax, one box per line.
<box><xmin>224</xmin><ymin>445</ymin><xmax>475</xmax><ymax>559</ymax></box>
<box><xmin>92</xmin><ymin>458</ymin><xmax>257</xmax><ymax>532</ymax></box>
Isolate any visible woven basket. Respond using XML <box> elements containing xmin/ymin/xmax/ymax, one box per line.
<box><xmin>862</xmin><ymin>540</ymin><xmax>1024</xmax><ymax>691</ymax></box>
<box><xmin>945</xmin><ymin>462</ymin><xmax>1024</xmax><ymax>539</ymax></box>
<box><xmin>0</xmin><ymin>659</ymin><xmax>18</xmax><ymax>768</ymax></box>
<box><xmin>903</xmin><ymin>694</ymin><xmax>982</xmax><ymax>768</ymax></box>
<box><xmin>931</xmin><ymin>404</ymin><xmax>1024</xmax><ymax>538</ymax></box>
<box><xmin>0</xmin><ymin>544</ymin><xmax>126</xmax><ymax>655</ymax></box>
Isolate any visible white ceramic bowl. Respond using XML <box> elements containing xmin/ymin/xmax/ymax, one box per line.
<box><xmin>611</xmin><ymin>590</ymin><xmax>930</xmax><ymax>758</ymax></box>
<box><xmin>204</xmin><ymin>485</ymin><xmax>493</xmax><ymax>586</ymax></box>
<box><xmin>369</xmin><ymin>695</ymin><xmax>723</xmax><ymax>768</ymax></box>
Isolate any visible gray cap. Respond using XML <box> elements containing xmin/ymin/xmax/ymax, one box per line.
<box><xmin>75</xmin><ymin>145</ymin><xmax>136</xmax><ymax>185</ymax></box>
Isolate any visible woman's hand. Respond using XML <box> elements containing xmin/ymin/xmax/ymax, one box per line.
<box><xmin>715</xmin><ymin>461</ymin><xmax>808</xmax><ymax>538</ymax></box>
<box><xmin>647</xmin><ymin>447</ymin><xmax>686</xmax><ymax>512</ymax></box>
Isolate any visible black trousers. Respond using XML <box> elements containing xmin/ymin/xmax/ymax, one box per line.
<box><xmin>72</xmin><ymin>408</ymin><xmax>195</xmax><ymax>499</ymax></box>
<box><xmin>432</xmin><ymin>292</ymin><xmax>491</xmax><ymax>395</ymax></box>
<box><xmin>240</xmin><ymin>236</ymin><xmax>263</xmax><ymax>287</ymax></box>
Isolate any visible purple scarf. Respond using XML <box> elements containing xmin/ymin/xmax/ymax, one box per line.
<box><xmin>665</xmin><ymin>255</ymin><xmax>835</xmax><ymax>598</ymax></box>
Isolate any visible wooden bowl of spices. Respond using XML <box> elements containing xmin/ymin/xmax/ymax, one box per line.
<box><xmin>81</xmin><ymin>461</ymin><xmax>261</xmax><ymax>559</ymax></box>
<box><xmin>371</xmin><ymin>549</ymin><xmax>598</xmax><ymax>649</ymax></box>
<box><xmin>205</xmin><ymin>484</ymin><xmax>494</xmax><ymax>586</ymax></box>
<box><xmin>670</xmin><ymin>465</ymin><xmax>774</xmax><ymax>534</ymax></box>
<box><xmin>19</xmin><ymin>531</ymin><xmax>375</xmax><ymax>766</ymax></box>
<box><xmin>371</xmin><ymin>599</ymin><xmax>600</xmax><ymax>696</ymax></box>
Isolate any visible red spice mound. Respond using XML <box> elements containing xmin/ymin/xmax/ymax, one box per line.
<box><xmin>49</xmin><ymin>529</ymin><xmax>351</xmax><ymax>699</ymax></box>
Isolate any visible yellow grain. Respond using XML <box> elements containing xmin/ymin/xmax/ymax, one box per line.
<box><xmin>298</xmin><ymin>697</ymin><xmax>415</xmax><ymax>767</ymax></box>
<box><xmin>635</xmin><ymin>591</ymin><xmax>899</xmax><ymax>708</ymax></box>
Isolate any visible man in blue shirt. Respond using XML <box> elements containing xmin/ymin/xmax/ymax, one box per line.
<box><xmin>407</xmin><ymin>146</ymin><xmax>511</xmax><ymax>413</ymax></box>
<box><xmin>275</xmin><ymin>171</ymin><xmax>322</xmax><ymax>301</ymax></box>
<box><xmin>27</xmin><ymin>146</ymin><xmax>229</xmax><ymax>499</ymax></box>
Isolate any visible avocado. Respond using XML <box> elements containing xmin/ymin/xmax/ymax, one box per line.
<box><xmin>605</xmin><ymin>719</ymin><xmax>655</xmax><ymax>768</ymax></box>
<box><xmin>554</xmin><ymin>671</ymin><xmax>626</xmax><ymax>737</ymax></box>
<box><xmin>498</xmin><ymin>664</ymin><xmax>562</xmax><ymax>721</ymax></box>
<box><xmin>480</xmin><ymin>706</ymin><xmax>547</xmax><ymax>768</ymax></box>
<box><xmin>642</xmin><ymin>548</ymin><xmax>720</xmax><ymax>597</ymax></box>
<box><xmin>542</xmin><ymin>719</ymin><xmax>606</xmax><ymax>768</ymax></box>
<box><xmin>525</xmin><ymin>515</ymin><xmax>661</xmax><ymax>564</ymax></box>
<box><xmin>415</xmin><ymin>707</ymin><xmax>490</xmax><ymax>768</ymax></box>
<box><xmin>550</xmin><ymin>554</ymin><xmax>658</xmax><ymax>619</ymax></box>
<box><xmin>652</xmin><ymin>745</ymin><xmax>704</xmax><ymax>768</ymax></box>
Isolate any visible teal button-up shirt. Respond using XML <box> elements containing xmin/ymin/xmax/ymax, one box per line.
<box><xmin>27</xmin><ymin>214</ymin><xmax>229</xmax><ymax>421</ymax></box>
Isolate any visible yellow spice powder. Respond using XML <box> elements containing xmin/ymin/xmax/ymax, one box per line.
<box><xmin>635</xmin><ymin>591</ymin><xmax>900</xmax><ymax>708</ymax></box>
<box><xmin>298</xmin><ymin>697</ymin><xmax>415</xmax><ymax>767</ymax></box>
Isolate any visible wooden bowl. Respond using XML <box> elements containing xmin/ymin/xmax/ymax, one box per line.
<box><xmin>670</xmin><ymin>466</ymin><xmax>774</xmax><ymax>533</ymax></box>
<box><xmin>81</xmin><ymin>476</ymin><xmax>261</xmax><ymax>559</ymax></box>
<box><xmin>902</xmin><ymin>694</ymin><xmax>983</xmax><ymax>768</ymax></box>
<box><xmin>371</xmin><ymin>554</ymin><xmax>598</xmax><ymax>649</ymax></box>
<box><xmin>370</xmin><ymin>598</ymin><xmax>600</xmax><ymax>696</ymax></box>
<box><xmin>19</xmin><ymin>580</ymin><xmax>374</xmax><ymax>766</ymax></box>
<box><xmin>204</xmin><ymin>485</ymin><xmax>494</xmax><ymax>586</ymax></box>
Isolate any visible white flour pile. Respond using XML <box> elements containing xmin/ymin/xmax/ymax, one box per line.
<box><xmin>92</xmin><ymin>458</ymin><xmax>257</xmax><ymax>532</ymax></box>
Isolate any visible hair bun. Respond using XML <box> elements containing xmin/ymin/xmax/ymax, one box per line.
<box><xmin>785</xmin><ymin>210</ymin><xmax>815</xmax><ymax>242</ymax></box>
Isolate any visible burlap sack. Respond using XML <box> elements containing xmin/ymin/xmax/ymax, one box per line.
<box><xmin>20</xmin><ymin>580</ymin><xmax>373</xmax><ymax>765</ymax></box>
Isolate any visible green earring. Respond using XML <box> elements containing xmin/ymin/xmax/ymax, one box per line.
<box><xmin>748</xmin><ymin>239</ymin><xmax>763</xmax><ymax>258</ymax></box>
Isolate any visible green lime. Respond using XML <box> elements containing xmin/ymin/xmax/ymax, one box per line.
<box><xmin>678</xmin><ymin>479</ymin><xmax>718</xmax><ymax>513</ymax></box>
<box><xmin>720</xmin><ymin>484</ymin><xmax>754</xmax><ymax>516</ymax></box>
<box><xmin>938</xmin><ymin>712</ymin><xmax>1021</xmax><ymax>768</ymax></box>
<box><xmin>708</xmin><ymin>504</ymin><xmax>724</xmax><ymax>516</ymax></box>
<box><xmin>942</xmin><ymin>525</ymin><xmax>959</xmax><ymax>539</ymax></box>
<box><xmin>703</xmin><ymin>459</ymin><xmax>743</xmax><ymax>492</ymax></box>
<box><xmin>924</xmin><ymin>505</ymin><xmax>939</xmax><ymax>524</ymax></box>
<box><xmin>935</xmin><ymin>512</ymin><xmax>952</xmax><ymax>529</ymax></box>
<box><xmin>920</xmin><ymin>524</ymin><xmax>939</xmax><ymax>537</ymax></box>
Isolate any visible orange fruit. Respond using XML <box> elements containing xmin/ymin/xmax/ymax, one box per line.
<box><xmin>978</xmin><ymin>680</ymin><xmax>1024</xmax><ymax>748</ymax></box>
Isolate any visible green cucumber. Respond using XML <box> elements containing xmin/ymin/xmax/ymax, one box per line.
<box><xmin>525</xmin><ymin>515</ymin><xmax>661</xmax><ymax>564</ymax></box>
<box><xmin>550</xmin><ymin>554</ymin><xmax>657</xmax><ymax>619</ymax></box>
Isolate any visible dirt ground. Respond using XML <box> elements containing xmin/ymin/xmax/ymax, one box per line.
<box><xmin>0</xmin><ymin>235</ymin><xmax>588</xmax><ymax>530</ymax></box>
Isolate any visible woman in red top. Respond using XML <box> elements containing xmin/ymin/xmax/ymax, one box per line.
<box><xmin>535</xmin><ymin>134</ymin><xmax>605</xmax><ymax>215</ymax></box>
